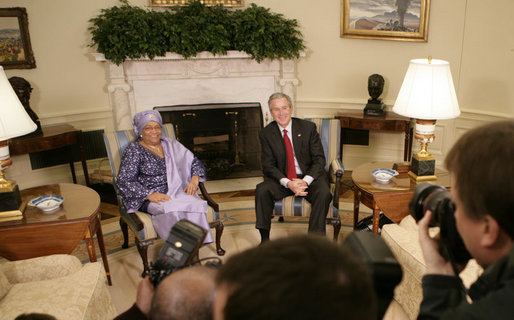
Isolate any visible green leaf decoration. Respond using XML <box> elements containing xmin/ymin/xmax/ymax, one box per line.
<box><xmin>88</xmin><ymin>0</ymin><xmax>305</xmax><ymax>65</ymax></box>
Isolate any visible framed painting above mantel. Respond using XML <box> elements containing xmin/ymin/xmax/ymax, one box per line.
<box><xmin>151</xmin><ymin>0</ymin><xmax>244</xmax><ymax>7</ymax></box>
<box><xmin>0</xmin><ymin>7</ymin><xmax>36</xmax><ymax>69</ymax></box>
<box><xmin>340</xmin><ymin>0</ymin><xmax>430</xmax><ymax>42</ymax></box>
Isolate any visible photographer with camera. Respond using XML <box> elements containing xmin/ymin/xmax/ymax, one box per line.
<box><xmin>416</xmin><ymin>120</ymin><xmax>514</xmax><ymax>319</ymax></box>
<box><xmin>116</xmin><ymin>220</ymin><xmax>217</xmax><ymax>320</ymax></box>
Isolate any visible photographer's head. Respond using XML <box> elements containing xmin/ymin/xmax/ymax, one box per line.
<box><xmin>445</xmin><ymin>120</ymin><xmax>514</xmax><ymax>266</ymax></box>
<box><xmin>150</xmin><ymin>266</ymin><xmax>216</xmax><ymax>320</ymax></box>
<box><xmin>214</xmin><ymin>235</ymin><xmax>376</xmax><ymax>320</ymax></box>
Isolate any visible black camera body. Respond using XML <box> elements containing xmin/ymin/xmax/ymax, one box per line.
<box><xmin>149</xmin><ymin>219</ymin><xmax>207</xmax><ymax>287</ymax></box>
<box><xmin>409</xmin><ymin>182</ymin><xmax>471</xmax><ymax>265</ymax></box>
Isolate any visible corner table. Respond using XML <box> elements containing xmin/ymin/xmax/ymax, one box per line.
<box><xmin>352</xmin><ymin>161</ymin><xmax>451</xmax><ymax>233</ymax></box>
<box><xmin>0</xmin><ymin>183</ymin><xmax>111</xmax><ymax>285</ymax></box>
<box><xmin>9</xmin><ymin>124</ymin><xmax>90</xmax><ymax>186</ymax></box>
<box><xmin>335</xmin><ymin>109</ymin><xmax>413</xmax><ymax>162</ymax></box>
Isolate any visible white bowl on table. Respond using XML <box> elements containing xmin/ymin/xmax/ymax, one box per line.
<box><xmin>371</xmin><ymin>169</ymin><xmax>399</xmax><ymax>184</ymax></box>
<box><xmin>28</xmin><ymin>195</ymin><xmax>64</xmax><ymax>213</ymax></box>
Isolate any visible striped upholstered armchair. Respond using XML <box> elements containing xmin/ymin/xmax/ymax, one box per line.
<box><xmin>273</xmin><ymin>118</ymin><xmax>344</xmax><ymax>240</ymax></box>
<box><xmin>103</xmin><ymin>123</ymin><xmax>225</xmax><ymax>276</ymax></box>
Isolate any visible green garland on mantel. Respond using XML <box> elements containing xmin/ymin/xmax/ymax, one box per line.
<box><xmin>88</xmin><ymin>0</ymin><xmax>305</xmax><ymax>65</ymax></box>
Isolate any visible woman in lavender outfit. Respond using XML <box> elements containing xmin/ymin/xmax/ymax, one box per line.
<box><xmin>117</xmin><ymin>110</ymin><xmax>213</xmax><ymax>245</ymax></box>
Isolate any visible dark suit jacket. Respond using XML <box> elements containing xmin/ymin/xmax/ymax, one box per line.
<box><xmin>260</xmin><ymin>117</ymin><xmax>326</xmax><ymax>183</ymax></box>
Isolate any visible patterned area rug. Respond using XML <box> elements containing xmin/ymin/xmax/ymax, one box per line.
<box><xmin>71</xmin><ymin>200</ymin><xmax>372</xmax><ymax>262</ymax></box>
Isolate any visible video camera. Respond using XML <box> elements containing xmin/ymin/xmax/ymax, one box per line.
<box><xmin>409</xmin><ymin>182</ymin><xmax>472</xmax><ymax>265</ymax></box>
<box><xmin>149</xmin><ymin>219</ymin><xmax>208</xmax><ymax>287</ymax></box>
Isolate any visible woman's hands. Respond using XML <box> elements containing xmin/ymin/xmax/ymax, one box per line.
<box><xmin>146</xmin><ymin>192</ymin><xmax>170</xmax><ymax>205</ymax></box>
<box><xmin>185</xmin><ymin>175</ymin><xmax>200</xmax><ymax>195</ymax></box>
<box><xmin>147</xmin><ymin>176</ymin><xmax>200</xmax><ymax>204</ymax></box>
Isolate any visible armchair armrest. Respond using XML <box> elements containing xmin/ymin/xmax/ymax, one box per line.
<box><xmin>329</xmin><ymin>158</ymin><xmax>344</xmax><ymax>210</ymax></box>
<box><xmin>0</xmin><ymin>254</ymin><xmax>82</xmax><ymax>284</ymax></box>
<box><xmin>199</xmin><ymin>182</ymin><xmax>219</xmax><ymax>212</ymax></box>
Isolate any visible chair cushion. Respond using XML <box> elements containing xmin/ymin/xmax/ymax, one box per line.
<box><xmin>274</xmin><ymin>196</ymin><xmax>337</xmax><ymax>218</ymax></box>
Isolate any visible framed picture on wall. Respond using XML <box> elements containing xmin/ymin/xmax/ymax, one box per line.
<box><xmin>0</xmin><ymin>7</ymin><xmax>36</xmax><ymax>69</ymax></box>
<box><xmin>150</xmin><ymin>0</ymin><xmax>244</xmax><ymax>7</ymax></box>
<box><xmin>340</xmin><ymin>0</ymin><xmax>430</xmax><ymax>42</ymax></box>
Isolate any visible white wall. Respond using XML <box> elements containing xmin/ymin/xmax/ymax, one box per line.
<box><xmin>3</xmin><ymin>0</ymin><xmax>513</xmax><ymax>188</ymax></box>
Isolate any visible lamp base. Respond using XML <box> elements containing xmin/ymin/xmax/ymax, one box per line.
<box><xmin>408</xmin><ymin>153</ymin><xmax>436</xmax><ymax>181</ymax></box>
<box><xmin>408</xmin><ymin>171</ymin><xmax>437</xmax><ymax>182</ymax></box>
<box><xmin>0</xmin><ymin>184</ymin><xmax>22</xmax><ymax>211</ymax></box>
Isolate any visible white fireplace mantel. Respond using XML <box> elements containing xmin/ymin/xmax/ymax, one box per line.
<box><xmin>93</xmin><ymin>51</ymin><xmax>301</xmax><ymax>130</ymax></box>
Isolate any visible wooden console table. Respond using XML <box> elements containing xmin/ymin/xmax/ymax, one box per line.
<box><xmin>335</xmin><ymin>109</ymin><xmax>413</xmax><ymax>162</ymax></box>
<box><xmin>0</xmin><ymin>183</ymin><xmax>111</xmax><ymax>285</ymax></box>
<box><xmin>9</xmin><ymin>124</ymin><xmax>90</xmax><ymax>186</ymax></box>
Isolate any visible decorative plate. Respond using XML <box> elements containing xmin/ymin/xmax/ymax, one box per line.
<box><xmin>28</xmin><ymin>195</ymin><xmax>64</xmax><ymax>213</ymax></box>
<box><xmin>371</xmin><ymin>168</ymin><xmax>399</xmax><ymax>184</ymax></box>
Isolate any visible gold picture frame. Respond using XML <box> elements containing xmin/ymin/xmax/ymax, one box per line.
<box><xmin>151</xmin><ymin>0</ymin><xmax>244</xmax><ymax>7</ymax></box>
<box><xmin>0</xmin><ymin>7</ymin><xmax>36</xmax><ymax>69</ymax></box>
<box><xmin>340</xmin><ymin>0</ymin><xmax>430</xmax><ymax>42</ymax></box>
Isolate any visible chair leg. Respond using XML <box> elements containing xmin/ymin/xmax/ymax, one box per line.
<box><xmin>135</xmin><ymin>238</ymin><xmax>153</xmax><ymax>277</ymax></box>
<box><xmin>210</xmin><ymin>221</ymin><xmax>226</xmax><ymax>256</ymax></box>
<box><xmin>119</xmin><ymin>218</ymin><xmax>129</xmax><ymax>249</ymax></box>
<box><xmin>327</xmin><ymin>218</ymin><xmax>341</xmax><ymax>242</ymax></box>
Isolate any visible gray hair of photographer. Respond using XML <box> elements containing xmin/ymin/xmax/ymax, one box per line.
<box><xmin>214</xmin><ymin>234</ymin><xmax>377</xmax><ymax>320</ymax></box>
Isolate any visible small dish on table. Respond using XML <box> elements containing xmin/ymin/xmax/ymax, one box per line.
<box><xmin>371</xmin><ymin>168</ymin><xmax>399</xmax><ymax>184</ymax></box>
<box><xmin>28</xmin><ymin>195</ymin><xmax>64</xmax><ymax>213</ymax></box>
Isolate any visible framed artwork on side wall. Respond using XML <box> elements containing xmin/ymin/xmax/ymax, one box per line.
<box><xmin>0</xmin><ymin>7</ymin><xmax>36</xmax><ymax>69</ymax></box>
<box><xmin>340</xmin><ymin>0</ymin><xmax>430</xmax><ymax>42</ymax></box>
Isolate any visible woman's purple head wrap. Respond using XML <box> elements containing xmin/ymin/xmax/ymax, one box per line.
<box><xmin>133</xmin><ymin>110</ymin><xmax>163</xmax><ymax>136</ymax></box>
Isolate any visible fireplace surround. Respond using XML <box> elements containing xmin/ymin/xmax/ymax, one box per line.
<box><xmin>93</xmin><ymin>51</ymin><xmax>300</xmax><ymax>130</ymax></box>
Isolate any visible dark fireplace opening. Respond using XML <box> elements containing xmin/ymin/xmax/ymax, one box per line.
<box><xmin>155</xmin><ymin>103</ymin><xmax>263</xmax><ymax>180</ymax></box>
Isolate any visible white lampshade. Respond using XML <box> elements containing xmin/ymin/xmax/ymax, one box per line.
<box><xmin>0</xmin><ymin>66</ymin><xmax>37</xmax><ymax>140</ymax></box>
<box><xmin>393</xmin><ymin>58</ymin><xmax>460</xmax><ymax>120</ymax></box>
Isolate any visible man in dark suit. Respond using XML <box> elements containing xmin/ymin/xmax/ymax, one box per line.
<box><xmin>255</xmin><ymin>92</ymin><xmax>332</xmax><ymax>243</ymax></box>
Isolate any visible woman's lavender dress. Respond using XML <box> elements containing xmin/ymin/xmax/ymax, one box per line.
<box><xmin>117</xmin><ymin>138</ymin><xmax>213</xmax><ymax>244</ymax></box>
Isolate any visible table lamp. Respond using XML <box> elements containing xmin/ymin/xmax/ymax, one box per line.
<box><xmin>0</xmin><ymin>66</ymin><xmax>37</xmax><ymax>212</ymax></box>
<box><xmin>392</xmin><ymin>58</ymin><xmax>460</xmax><ymax>181</ymax></box>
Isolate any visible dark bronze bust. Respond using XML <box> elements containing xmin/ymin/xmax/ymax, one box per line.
<box><xmin>364</xmin><ymin>74</ymin><xmax>385</xmax><ymax>116</ymax></box>
<box><xmin>9</xmin><ymin>76</ymin><xmax>42</xmax><ymax>134</ymax></box>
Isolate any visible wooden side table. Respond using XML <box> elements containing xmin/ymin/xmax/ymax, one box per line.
<box><xmin>0</xmin><ymin>183</ymin><xmax>111</xmax><ymax>285</ymax></box>
<box><xmin>335</xmin><ymin>109</ymin><xmax>413</xmax><ymax>161</ymax></box>
<box><xmin>352</xmin><ymin>161</ymin><xmax>451</xmax><ymax>233</ymax></box>
<box><xmin>9</xmin><ymin>124</ymin><xmax>90</xmax><ymax>186</ymax></box>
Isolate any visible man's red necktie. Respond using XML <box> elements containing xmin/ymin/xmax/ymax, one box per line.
<box><xmin>283</xmin><ymin>129</ymin><xmax>297</xmax><ymax>180</ymax></box>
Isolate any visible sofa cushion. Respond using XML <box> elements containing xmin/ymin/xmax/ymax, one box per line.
<box><xmin>0</xmin><ymin>254</ymin><xmax>82</xmax><ymax>284</ymax></box>
<box><xmin>0</xmin><ymin>261</ymin><xmax>117</xmax><ymax>320</ymax></box>
<box><xmin>0</xmin><ymin>271</ymin><xmax>11</xmax><ymax>300</ymax></box>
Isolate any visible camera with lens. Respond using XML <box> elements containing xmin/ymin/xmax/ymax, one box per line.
<box><xmin>409</xmin><ymin>182</ymin><xmax>471</xmax><ymax>265</ymax></box>
<box><xmin>149</xmin><ymin>219</ymin><xmax>208</xmax><ymax>287</ymax></box>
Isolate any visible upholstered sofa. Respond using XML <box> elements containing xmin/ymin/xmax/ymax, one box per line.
<box><xmin>0</xmin><ymin>254</ymin><xmax>117</xmax><ymax>320</ymax></box>
<box><xmin>381</xmin><ymin>216</ymin><xmax>483</xmax><ymax>320</ymax></box>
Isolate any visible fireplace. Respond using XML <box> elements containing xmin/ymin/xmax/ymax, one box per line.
<box><xmin>155</xmin><ymin>103</ymin><xmax>262</xmax><ymax>180</ymax></box>
<box><xmin>93</xmin><ymin>51</ymin><xmax>301</xmax><ymax>180</ymax></box>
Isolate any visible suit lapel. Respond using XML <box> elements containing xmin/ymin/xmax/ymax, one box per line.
<box><xmin>291</xmin><ymin>118</ymin><xmax>303</xmax><ymax>158</ymax></box>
